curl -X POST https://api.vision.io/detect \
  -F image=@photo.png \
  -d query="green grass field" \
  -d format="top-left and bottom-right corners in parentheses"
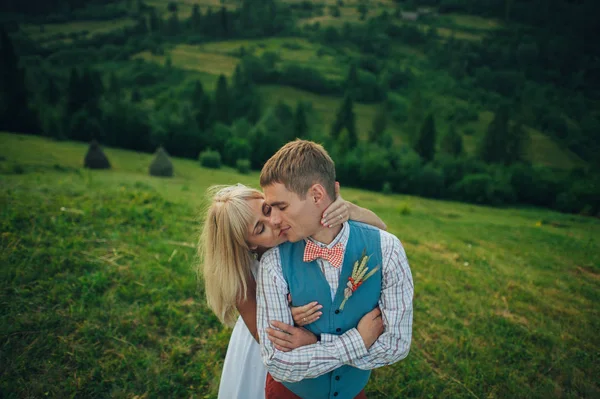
top-left (1, 132), bottom-right (598, 398)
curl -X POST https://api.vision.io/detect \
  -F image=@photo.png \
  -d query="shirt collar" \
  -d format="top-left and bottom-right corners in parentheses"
top-left (306, 222), bottom-right (349, 249)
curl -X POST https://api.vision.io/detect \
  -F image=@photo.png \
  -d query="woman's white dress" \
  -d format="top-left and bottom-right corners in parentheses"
top-left (217, 260), bottom-right (266, 399)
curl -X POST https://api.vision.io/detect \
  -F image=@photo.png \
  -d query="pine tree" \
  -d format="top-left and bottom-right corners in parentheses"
top-left (0, 28), bottom-right (35, 132)
top-left (134, 15), bottom-right (148, 34)
top-left (191, 80), bottom-right (205, 109)
top-left (479, 105), bottom-right (509, 164)
top-left (190, 4), bottom-right (203, 32)
top-left (149, 9), bottom-right (161, 32)
top-left (414, 113), bottom-right (437, 162)
top-left (345, 63), bottom-right (359, 94)
top-left (440, 125), bottom-right (463, 156)
top-left (230, 64), bottom-right (260, 121)
top-left (214, 74), bottom-right (229, 124)
top-left (66, 68), bottom-right (83, 116)
top-left (107, 72), bottom-right (120, 97)
top-left (166, 12), bottom-right (180, 36)
top-left (407, 91), bottom-right (425, 141)
top-left (369, 104), bottom-right (387, 142)
top-left (44, 77), bottom-right (60, 106)
top-left (331, 95), bottom-right (357, 148)
top-left (131, 89), bottom-right (142, 103)
top-left (358, 1), bottom-right (368, 20)
top-left (293, 101), bottom-right (308, 138)
top-left (220, 6), bottom-right (230, 37)
top-left (505, 122), bottom-right (526, 164)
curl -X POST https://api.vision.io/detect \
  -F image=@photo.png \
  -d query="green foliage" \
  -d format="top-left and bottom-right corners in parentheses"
top-left (331, 95), bottom-right (357, 148)
top-left (68, 109), bottom-right (103, 142)
top-left (293, 101), bottom-right (308, 138)
top-left (414, 113), bottom-right (437, 162)
top-left (329, 5), bottom-right (341, 18)
top-left (407, 91), bottom-right (425, 140)
top-left (382, 181), bottom-right (392, 195)
top-left (478, 105), bottom-right (526, 165)
top-left (213, 74), bottom-right (229, 124)
top-left (451, 173), bottom-right (496, 204)
top-left (478, 105), bottom-right (508, 164)
top-left (0, 28), bottom-right (37, 133)
top-left (235, 158), bottom-right (251, 174)
top-left (369, 105), bottom-right (388, 143)
top-left (278, 64), bottom-right (340, 95)
top-left (223, 137), bottom-right (251, 167)
top-left (358, 144), bottom-right (391, 191)
top-left (440, 125), bottom-right (463, 157)
top-left (358, 1), bottom-right (368, 20)
top-left (415, 164), bottom-right (445, 198)
top-left (199, 149), bottom-right (221, 169)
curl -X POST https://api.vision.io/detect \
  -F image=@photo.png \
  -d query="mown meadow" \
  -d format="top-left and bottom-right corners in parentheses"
top-left (1, 132), bottom-right (598, 398)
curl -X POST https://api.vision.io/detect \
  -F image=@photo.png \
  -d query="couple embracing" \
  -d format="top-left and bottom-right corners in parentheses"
top-left (200, 140), bottom-right (414, 399)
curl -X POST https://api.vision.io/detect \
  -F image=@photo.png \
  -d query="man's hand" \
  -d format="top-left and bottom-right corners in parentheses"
top-left (357, 307), bottom-right (384, 349)
top-left (267, 320), bottom-right (318, 352)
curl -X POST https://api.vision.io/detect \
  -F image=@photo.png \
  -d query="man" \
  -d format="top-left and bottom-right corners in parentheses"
top-left (257, 140), bottom-right (413, 399)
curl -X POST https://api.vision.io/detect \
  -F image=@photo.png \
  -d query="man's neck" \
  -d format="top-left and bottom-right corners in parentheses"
top-left (311, 223), bottom-right (343, 245)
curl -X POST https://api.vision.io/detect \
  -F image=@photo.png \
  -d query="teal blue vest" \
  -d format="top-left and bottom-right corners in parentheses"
top-left (279, 221), bottom-right (382, 399)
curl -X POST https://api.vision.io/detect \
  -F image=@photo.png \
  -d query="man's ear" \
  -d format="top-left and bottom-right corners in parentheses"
top-left (309, 184), bottom-right (328, 205)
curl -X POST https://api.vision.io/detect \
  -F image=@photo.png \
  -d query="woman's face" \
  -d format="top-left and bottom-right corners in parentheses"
top-left (245, 198), bottom-right (288, 250)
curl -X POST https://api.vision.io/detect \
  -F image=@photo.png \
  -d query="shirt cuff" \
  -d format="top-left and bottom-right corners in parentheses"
top-left (328, 328), bottom-right (368, 363)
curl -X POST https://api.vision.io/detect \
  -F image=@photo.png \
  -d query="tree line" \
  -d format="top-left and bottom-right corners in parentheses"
top-left (0, 0), bottom-right (598, 216)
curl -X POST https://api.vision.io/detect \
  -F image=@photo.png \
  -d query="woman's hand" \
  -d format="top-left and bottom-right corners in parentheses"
top-left (267, 321), bottom-right (318, 352)
top-left (322, 182), bottom-right (349, 228)
top-left (357, 307), bottom-right (384, 350)
top-left (291, 297), bottom-right (322, 326)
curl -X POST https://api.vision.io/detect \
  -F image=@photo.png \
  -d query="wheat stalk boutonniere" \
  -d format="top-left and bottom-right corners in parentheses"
top-left (339, 249), bottom-right (380, 311)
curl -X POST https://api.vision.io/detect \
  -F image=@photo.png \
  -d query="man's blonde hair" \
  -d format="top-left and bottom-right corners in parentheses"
top-left (197, 184), bottom-right (263, 326)
top-left (259, 139), bottom-right (336, 200)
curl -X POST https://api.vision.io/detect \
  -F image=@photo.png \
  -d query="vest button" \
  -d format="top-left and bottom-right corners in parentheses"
top-left (336, 328), bottom-right (341, 332)
top-left (335, 310), bottom-right (340, 314)
top-left (333, 393), bottom-right (338, 397)
top-left (335, 376), bottom-right (340, 381)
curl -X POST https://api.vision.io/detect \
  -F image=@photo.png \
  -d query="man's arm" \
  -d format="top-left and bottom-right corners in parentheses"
top-left (350, 232), bottom-right (414, 369)
top-left (257, 248), bottom-right (368, 382)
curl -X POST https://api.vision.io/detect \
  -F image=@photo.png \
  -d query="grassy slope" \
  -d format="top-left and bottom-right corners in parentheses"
top-left (1, 132), bottom-right (598, 398)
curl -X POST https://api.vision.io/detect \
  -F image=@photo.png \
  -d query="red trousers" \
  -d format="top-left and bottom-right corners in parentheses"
top-left (266, 373), bottom-right (367, 399)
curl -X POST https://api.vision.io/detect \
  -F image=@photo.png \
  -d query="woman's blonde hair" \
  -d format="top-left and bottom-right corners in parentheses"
top-left (198, 184), bottom-right (264, 326)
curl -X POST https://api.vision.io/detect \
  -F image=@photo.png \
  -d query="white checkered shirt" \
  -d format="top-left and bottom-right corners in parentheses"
top-left (257, 222), bottom-right (414, 383)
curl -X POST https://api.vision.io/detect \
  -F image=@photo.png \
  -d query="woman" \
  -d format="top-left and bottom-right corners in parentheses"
top-left (199, 184), bottom-right (386, 399)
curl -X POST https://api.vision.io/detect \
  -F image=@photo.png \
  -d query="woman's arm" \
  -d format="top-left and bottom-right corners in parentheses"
top-left (236, 276), bottom-right (320, 347)
top-left (236, 277), bottom-right (259, 342)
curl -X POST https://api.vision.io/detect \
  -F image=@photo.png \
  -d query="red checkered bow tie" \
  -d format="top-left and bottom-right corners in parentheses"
top-left (303, 241), bottom-right (344, 268)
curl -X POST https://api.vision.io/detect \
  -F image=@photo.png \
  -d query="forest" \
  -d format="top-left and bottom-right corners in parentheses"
top-left (1, 0), bottom-right (598, 215)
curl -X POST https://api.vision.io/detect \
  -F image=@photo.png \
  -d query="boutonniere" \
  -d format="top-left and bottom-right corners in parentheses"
top-left (339, 249), bottom-right (380, 311)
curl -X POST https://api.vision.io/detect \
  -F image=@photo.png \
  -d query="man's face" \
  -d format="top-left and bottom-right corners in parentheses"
top-left (262, 183), bottom-right (321, 243)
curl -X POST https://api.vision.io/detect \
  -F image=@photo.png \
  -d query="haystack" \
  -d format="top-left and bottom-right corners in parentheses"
top-left (84, 140), bottom-right (111, 169)
top-left (149, 146), bottom-right (173, 177)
